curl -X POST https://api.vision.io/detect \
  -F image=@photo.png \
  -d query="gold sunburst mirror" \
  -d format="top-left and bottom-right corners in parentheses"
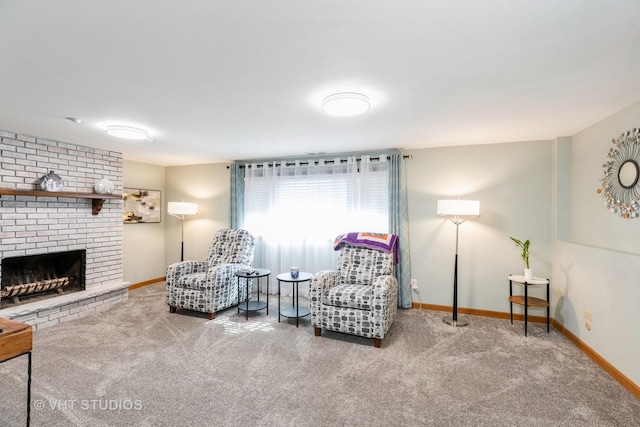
top-left (597, 128), bottom-right (640, 218)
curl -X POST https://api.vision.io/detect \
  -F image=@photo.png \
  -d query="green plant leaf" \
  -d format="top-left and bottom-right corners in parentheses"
top-left (510, 236), bottom-right (522, 246)
top-left (509, 236), bottom-right (530, 269)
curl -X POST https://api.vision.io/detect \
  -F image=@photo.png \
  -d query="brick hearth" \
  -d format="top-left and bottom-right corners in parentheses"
top-left (0, 282), bottom-right (129, 329)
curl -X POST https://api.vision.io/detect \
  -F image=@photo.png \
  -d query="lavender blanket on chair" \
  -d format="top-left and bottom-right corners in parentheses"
top-left (333, 232), bottom-right (399, 264)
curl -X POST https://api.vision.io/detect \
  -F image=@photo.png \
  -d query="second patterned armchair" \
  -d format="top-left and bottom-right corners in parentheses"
top-left (166, 229), bottom-right (255, 320)
top-left (309, 233), bottom-right (399, 348)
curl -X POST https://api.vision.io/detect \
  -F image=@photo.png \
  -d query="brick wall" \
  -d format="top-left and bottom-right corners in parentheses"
top-left (0, 129), bottom-right (124, 288)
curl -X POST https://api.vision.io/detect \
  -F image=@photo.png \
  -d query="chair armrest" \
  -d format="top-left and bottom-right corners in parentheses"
top-left (166, 261), bottom-right (209, 284)
top-left (310, 270), bottom-right (340, 294)
top-left (309, 270), bottom-right (339, 315)
top-left (202, 263), bottom-right (252, 290)
top-left (371, 275), bottom-right (398, 299)
top-left (372, 275), bottom-right (399, 322)
top-left (207, 263), bottom-right (251, 278)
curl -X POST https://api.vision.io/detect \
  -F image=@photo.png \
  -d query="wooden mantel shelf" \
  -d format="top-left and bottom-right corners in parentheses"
top-left (0, 188), bottom-right (121, 215)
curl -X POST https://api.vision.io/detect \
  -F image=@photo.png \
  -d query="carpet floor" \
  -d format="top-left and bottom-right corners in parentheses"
top-left (1, 283), bottom-right (638, 427)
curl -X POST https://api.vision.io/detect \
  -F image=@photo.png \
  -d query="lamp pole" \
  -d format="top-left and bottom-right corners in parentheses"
top-left (167, 202), bottom-right (198, 262)
top-left (445, 219), bottom-right (466, 326)
top-left (437, 198), bottom-right (480, 327)
top-left (179, 218), bottom-right (186, 261)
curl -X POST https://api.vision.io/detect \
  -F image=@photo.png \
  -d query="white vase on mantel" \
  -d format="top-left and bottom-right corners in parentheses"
top-left (524, 268), bottom-right (533, 282)
top-left (94, 177), bottom-right (114, 195)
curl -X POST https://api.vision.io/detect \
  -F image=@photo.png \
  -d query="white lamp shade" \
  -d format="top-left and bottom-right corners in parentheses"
top-left (437, 199), bottom-right (480, 217)
top-left (167, 202), bottom-right (198, 216)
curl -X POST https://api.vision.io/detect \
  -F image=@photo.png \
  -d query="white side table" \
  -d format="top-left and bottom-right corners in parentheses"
top-left (508, 275), bottom-right (550, 336)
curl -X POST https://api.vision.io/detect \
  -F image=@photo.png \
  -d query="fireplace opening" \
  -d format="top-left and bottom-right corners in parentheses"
top-left (1, 250), bottom-right (86, 308)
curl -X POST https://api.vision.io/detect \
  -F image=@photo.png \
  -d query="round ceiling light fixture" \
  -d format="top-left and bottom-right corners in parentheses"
top-left (321, 92), bottom-right (370, 117)
top-left (104, 125), bottom-right (150, 140)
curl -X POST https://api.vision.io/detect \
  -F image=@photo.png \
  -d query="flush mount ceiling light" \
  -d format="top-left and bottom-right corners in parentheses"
top-left (321, 92), bottom-right (370, 117)
top-left (104, 125), bottom-right (150, 140)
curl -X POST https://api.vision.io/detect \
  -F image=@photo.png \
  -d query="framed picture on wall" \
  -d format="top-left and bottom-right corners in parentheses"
top-left (122, 188), bottom-right (161, 223)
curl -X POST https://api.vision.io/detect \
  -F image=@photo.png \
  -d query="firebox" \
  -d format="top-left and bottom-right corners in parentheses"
top-left (1, 250), bottom-right (86, 307)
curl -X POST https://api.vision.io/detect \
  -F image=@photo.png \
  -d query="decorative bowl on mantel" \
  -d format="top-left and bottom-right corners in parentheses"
top-left (39, 170), bottom-right (64, 192)
top-left (94, 177), bottom-right (115, 195)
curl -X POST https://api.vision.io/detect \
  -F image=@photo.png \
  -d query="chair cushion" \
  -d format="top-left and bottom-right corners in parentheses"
top-left (207, 229), bottom-right (255, 265)
top-left (337, 246), bottom-right (393, 286)
top-left (176, 273), bottom-right (206, 290)
top-left (322, 283), bottom-right (372, 310)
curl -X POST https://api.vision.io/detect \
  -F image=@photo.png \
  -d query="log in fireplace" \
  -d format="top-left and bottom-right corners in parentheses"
top-left (1, 250), bottom-right (86, 308)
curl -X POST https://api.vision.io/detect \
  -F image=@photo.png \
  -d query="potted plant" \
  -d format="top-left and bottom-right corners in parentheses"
top-left (510, 236), bottom-right (532, 281)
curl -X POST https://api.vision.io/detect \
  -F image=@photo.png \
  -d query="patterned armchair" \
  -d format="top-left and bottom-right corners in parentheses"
top-left (309, 238), bottom-right (398, 348)
top-left (166, 229), bottom-right (255, 320)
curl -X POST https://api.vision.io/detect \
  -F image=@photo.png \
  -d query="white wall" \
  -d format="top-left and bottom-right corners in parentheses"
top-left (123, 160), bottom-right (166, 284)
top-left (553, 242), bottom-right (640, 385)
top-left (405, 141), bottom-right (553, 311)
top-left (553, 100), bottom-right (640, 387)
top-left (164, 163), bottom-right (230, 265)
top-left (152, 142), bottom-right (555, 313)
top-left (571, 101), bottom-right (640, 252)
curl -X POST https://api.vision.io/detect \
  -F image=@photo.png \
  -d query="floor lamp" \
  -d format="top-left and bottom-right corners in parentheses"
top-left (437, 198), bottom-right (480, 327)
top-left (167, 202), bottom-right (198, 261)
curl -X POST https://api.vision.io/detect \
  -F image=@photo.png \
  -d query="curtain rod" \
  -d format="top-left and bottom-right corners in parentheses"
top-left (226, 154), bottom-right (412, 169)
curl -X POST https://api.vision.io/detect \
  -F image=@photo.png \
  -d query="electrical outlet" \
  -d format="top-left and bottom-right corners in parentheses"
top-left (410, 279), bottom-right (418, 289)
top-left (585, 320), bottom-right (592, 331)
top-left (584, 309), bottom-right (592, 321)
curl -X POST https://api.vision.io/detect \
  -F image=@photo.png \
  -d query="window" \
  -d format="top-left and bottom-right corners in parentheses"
top-left (243, 156), bottom-right (389, 293)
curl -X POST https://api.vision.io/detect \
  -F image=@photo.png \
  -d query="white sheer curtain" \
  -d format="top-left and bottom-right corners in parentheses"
top-left (244, 156), bottom-right (389, 296)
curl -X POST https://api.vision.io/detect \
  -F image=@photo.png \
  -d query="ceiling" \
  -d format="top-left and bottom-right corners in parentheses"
top-left (1, 1), bottom-right (639, 167)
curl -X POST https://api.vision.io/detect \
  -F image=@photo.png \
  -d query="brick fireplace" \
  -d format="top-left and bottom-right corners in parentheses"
top-left (1, 250), bottom-right (86, 308)
top-left (0, 129), bottom-right (129, 329)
